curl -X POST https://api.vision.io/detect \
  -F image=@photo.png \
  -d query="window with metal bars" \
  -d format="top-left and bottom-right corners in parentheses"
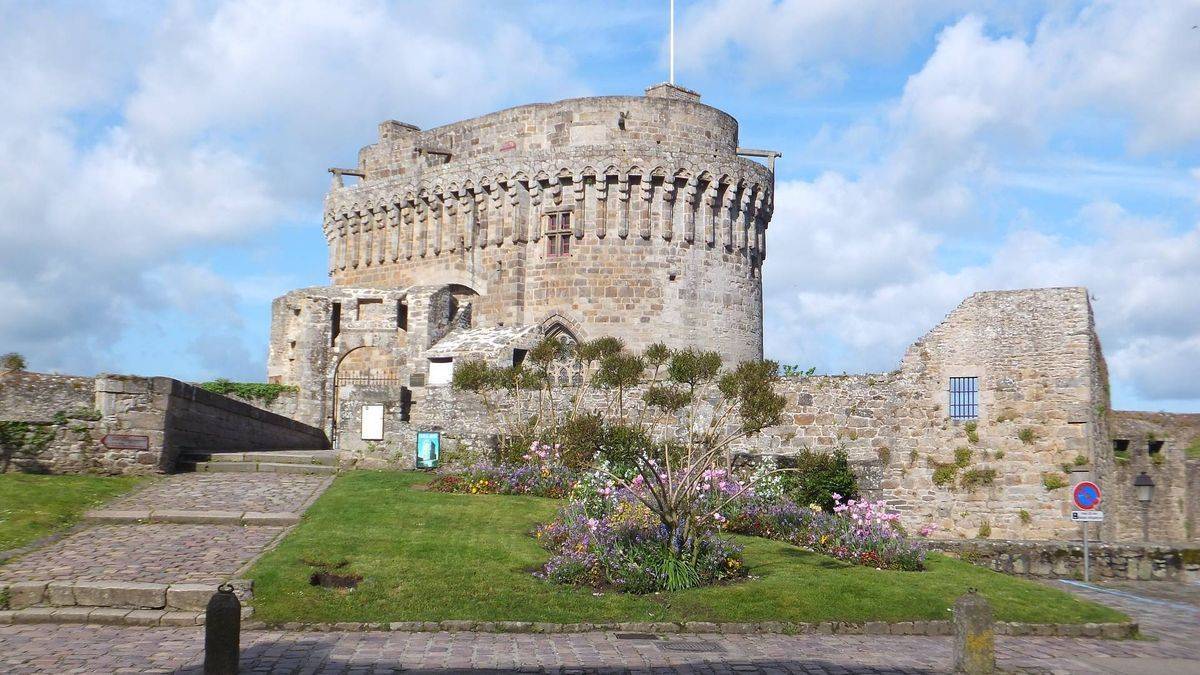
top-left (546, 212), bottom-right (571, 257)
top-left (948, 376), bottom-right (979, 420)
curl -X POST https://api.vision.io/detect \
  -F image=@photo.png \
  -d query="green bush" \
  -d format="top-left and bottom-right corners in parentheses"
top-left (1187, 438), bottom-right (1200, 461)
top-left (1042, 473), bottom-right (1068, 491)
top-left (776, 449), bottom-right (859, 512)
top-left (1018, 427), bottom-right (1036, 444)
top-left (200, 379), bottom-right (298, 404)
top-left (960, 468), bottom-right (997, 489)
top-left (977, 521), bottom-right (991, 539)
top-left (1019, 509), bottom-right (1032, 525)
top-left (954, 447), bottom-right (972, 468)
top-left (932, 463), bottom-right (958, 487)
top-left (1, 352), bottom-right (26, 371)
top-left (964, 421), bottom-right (979, 444)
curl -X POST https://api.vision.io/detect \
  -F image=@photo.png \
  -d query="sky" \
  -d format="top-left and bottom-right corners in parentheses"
top-left (1, 0), bottom-right (1198, 412)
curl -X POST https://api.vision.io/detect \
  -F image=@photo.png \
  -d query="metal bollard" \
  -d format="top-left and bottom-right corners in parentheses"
top-left (205, 583), bottom-right (241, 675)
top-left (953, 588), bottom-right (995, 674)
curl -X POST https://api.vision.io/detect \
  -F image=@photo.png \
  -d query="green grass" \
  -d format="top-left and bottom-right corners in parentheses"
top-left (248, 471), bottom-right (1127, 625)
top-left (0, 474), bottom-right (146, 553)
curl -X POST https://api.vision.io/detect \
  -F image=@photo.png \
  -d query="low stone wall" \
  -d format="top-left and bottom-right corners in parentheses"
top-left (2, 372), bottom-right (328, 475)
top-left (929, 539), bottom-right (1200, 583)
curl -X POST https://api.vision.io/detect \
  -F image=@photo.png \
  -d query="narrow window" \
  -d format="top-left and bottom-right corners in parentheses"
top-left (948, 377), bottom-right (978, 420)
top-left (546, 212), bottom-right (572, 257)
top-left (513, 348), bottom-right (528, 367)
top-left (397, 300), bottom-right (408, 331)
top-left (1113, 439), bottom-right (1130, 457)
top-left (399, 387), bottom-right (413, 422)
top-left (331, 302), bottom-right (341, 346)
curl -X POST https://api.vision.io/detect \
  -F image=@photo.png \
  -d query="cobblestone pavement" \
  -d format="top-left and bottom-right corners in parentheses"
top-left (102, 473), bottom-right (329, 513)
top-left (0, 580), bottom-right (1197, 673)
top-left (0, 524), bottom-right (285, 584)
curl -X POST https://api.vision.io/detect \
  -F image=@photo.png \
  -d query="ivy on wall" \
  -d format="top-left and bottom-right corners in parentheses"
top-left (199, 379), bottom-right (298, 405)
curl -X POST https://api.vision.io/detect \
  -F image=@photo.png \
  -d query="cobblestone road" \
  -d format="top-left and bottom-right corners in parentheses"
top-left (102, 473), bottom-right (329, 514)
top-left (0, 523), bottom-right (285, 584)
top-left (0, 580), bottom-right (1196, 673)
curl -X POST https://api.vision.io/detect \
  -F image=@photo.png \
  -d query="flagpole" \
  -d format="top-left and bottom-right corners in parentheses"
top-left (669, 0), bottom-right (675, 84)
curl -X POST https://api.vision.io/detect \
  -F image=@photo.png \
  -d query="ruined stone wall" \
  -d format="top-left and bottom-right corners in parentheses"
top-left (930, 539), bottom-right (1200, 582)
top-left (0, 372), bottom-right (95, 422)
top-left (320, 85), bottom-right (771, 363)
top-left (1106, 411), bottom-right (1200, 542)
top-left (1, 373), bottom-right (327, 475)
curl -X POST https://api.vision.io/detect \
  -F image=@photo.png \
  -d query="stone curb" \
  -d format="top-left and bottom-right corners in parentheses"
top-left (231, 619), bottom-right (1138, 639)
top-left (0, 606), bottom-right (255, 627)
top-left (83, 509), bottom-right (301, 526)
top-left (0, 579), bottom-right (254, 611)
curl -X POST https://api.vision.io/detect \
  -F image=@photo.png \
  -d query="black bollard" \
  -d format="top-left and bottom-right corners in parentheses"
top-left (205, 583), bottom-right (241, 675)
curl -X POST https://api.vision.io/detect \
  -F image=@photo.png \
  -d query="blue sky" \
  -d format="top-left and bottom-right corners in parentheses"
top-left (1, 0), bottom-right (1198, 411)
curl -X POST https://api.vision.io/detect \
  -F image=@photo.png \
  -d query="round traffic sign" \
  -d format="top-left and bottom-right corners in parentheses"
top-left (1073, 481), bottom-right (1101, 510)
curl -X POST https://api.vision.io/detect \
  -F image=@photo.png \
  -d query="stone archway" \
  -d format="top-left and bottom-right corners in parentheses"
top-left (331, 346), bottom-right (404, 439)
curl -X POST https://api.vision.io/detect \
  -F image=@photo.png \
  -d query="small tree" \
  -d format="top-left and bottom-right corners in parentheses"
top-left (1, 352), bottom-right (26, 371)
top-left (598, 348), bottom-right (788, 566)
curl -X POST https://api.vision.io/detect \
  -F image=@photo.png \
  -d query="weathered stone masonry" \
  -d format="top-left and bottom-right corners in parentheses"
top-left (0, 372), bottom-right (327, 474)
top-left (264, 85), bottom-right (1196, 545)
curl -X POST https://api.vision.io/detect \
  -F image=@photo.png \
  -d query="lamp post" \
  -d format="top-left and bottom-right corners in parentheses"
top-left (1133, 472), bottom-right (1155, 543)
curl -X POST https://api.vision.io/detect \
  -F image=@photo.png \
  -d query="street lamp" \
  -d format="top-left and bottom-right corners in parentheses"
top-left (1133, 472), bottom-right (1155, 543)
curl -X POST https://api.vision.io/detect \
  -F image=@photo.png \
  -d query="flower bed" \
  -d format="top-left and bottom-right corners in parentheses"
top-left (728, 494), bottom-right (925, 571)
top-left (534, 501), bottom-right (746, 594)
top-left (426, 442), bottom-right (579, 498)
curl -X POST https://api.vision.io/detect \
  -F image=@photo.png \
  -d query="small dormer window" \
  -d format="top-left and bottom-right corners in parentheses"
top-left (546, 212), bottom-right (571, 257)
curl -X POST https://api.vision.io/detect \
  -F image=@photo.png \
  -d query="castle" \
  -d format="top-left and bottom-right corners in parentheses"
top-left (2, 83), bottom-right (1196, 558)
top-left (262, 83), bottom-right (1199, 547)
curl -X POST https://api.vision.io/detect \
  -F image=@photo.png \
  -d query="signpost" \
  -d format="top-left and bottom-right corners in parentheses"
top-left (1071, 481), bottom-right (1102, 582)
top-left (101, 434), bottom-right (149, 450)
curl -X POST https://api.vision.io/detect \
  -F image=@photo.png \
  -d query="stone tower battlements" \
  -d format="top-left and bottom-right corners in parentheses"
top-left (321, 83), bottom-right (776, 361)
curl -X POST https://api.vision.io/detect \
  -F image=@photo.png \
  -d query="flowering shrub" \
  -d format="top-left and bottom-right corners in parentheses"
top-left (534, 501), bottom-right (746, 594)
top-left (426, 442), bottom-right (578, 498)
top-left (728, 493), bottom-right (925, 571)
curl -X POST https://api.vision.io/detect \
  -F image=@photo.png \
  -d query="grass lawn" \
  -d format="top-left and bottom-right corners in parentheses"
top-left (0, 473), bottom-right (146, 553)
top-left (249, 471), bottom-right (1127, 625)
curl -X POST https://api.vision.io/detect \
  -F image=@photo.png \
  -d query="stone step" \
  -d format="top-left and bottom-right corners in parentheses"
top-left (0, 606), bottom-right (253, 627)
top-left (178, 460), bottom-right (337, 476)
top-left (181, 450), bottom-right (336, 466)
top-left (1, 580), bottom-right (251, 611)
top-left (84, 509), bottom-right (300, 526)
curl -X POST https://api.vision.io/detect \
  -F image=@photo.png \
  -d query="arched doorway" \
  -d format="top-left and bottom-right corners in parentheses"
top-left (331, 346), bottom-right (406, 447)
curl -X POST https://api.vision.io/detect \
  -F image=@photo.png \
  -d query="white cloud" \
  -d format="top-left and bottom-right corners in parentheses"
top-left (762, 5), bottom-right (1200, 407)
top-left (0, 0), bottom-right (577, 378)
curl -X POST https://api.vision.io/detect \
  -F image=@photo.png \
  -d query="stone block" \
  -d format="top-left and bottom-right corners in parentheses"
top-left (161, 611), bottom-right (203, 626)
top-left (0, 611), bottom-right (14, 625)
top-left (8, 582), bottom-right (46, 609)
top-left (123, 609), bottom-right (166, 626)
top-left (242, 511), bottom-right (301, 526)
top-left (683, 621), bottom-right (719, 633)
top-left (166, 584), bottom-right (217, 611)
top-left (864, 621), bottom-right (889, 635)
top-left (50, 607), bottom-right (94, 623)
top-left (87, 608), bottom-right (132, 625)
top-left (72, 581), bottom-right (167, 609)
top-left (13, 607), bottom-right (58, 624)
top-left (45, 581), bottom-right (76, 606)
top-left (151, 510), bottom-right (243, 525)
top-left (953, 591), bottom-right (995, 674)
top-left (439, 620), bottom-right (476, 631)
top-left (86, 510), bottom-right (151, 524)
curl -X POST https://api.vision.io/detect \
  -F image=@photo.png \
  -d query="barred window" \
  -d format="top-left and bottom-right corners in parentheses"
top-left (546, 212), bottom-right (571, 257)
top-left (949, 377), bottom-right (979, 420)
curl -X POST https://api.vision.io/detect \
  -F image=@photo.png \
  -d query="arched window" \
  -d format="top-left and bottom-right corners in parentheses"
top-left (544, 323), bottom-right (583, 387)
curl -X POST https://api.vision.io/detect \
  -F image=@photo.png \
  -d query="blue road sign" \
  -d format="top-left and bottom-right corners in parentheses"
top-left (1072, 481), bottom-right (1101, 510)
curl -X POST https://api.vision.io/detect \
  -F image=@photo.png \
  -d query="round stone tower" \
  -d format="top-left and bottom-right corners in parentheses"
top-left (322, 83), bottom-right (775, 363)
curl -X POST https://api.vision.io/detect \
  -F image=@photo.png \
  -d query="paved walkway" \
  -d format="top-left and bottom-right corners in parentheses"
top-left (0, 472), bottom-right (330, 587)
top-left (0, 579), bottom-right (1197, 673)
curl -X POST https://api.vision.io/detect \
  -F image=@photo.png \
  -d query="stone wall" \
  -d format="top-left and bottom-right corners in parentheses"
top-left (1106, 411), bottom-right (1200, 542)
top-left (930, 539), bottom-right (1200, 583)
top-left (0, 372), bottom-right (95, 422)
top-left (1, 373), bottom-right (328, 475)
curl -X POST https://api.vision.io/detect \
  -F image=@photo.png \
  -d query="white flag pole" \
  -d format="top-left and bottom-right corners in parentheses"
top-left (669, 0), bottom-right (675, 84)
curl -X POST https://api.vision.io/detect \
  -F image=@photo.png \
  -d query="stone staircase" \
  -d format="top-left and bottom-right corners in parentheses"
top-left (176, 449), bottom-right (338, 475)
top-left (0, 456), bottom-right (335, 627)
